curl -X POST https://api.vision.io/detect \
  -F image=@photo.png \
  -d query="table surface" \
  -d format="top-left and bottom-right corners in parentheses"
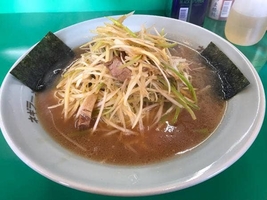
top-left (0, 11), bottom-right (267, 200)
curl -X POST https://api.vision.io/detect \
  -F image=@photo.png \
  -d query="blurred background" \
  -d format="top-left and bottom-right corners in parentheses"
top-left (0, 0), bottom-right (166, 13)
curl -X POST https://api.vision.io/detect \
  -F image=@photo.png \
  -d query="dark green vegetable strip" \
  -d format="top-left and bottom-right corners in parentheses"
top-left (201, 42), bottom-right (250, 100)
top-left (162, 63), bottom-right (197, 102)
top-left (10, 31), bottom-right (74, 91)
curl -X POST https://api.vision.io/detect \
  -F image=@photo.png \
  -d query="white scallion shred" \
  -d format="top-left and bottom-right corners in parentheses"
top-left (51, 12), bottom-right (198, 135)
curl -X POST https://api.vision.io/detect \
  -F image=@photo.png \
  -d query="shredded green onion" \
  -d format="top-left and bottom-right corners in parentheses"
top-left (51, 12), bottom-right (199, 134)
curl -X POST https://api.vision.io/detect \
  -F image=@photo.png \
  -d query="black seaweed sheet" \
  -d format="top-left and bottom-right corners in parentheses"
top-left (10, 32), bottom-right (74, 91)
top-left (201, 42), bottom-right (250, 100)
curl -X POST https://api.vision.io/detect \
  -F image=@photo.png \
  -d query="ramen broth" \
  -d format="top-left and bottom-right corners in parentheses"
top-left (35, 43), bottom-right (226, 165)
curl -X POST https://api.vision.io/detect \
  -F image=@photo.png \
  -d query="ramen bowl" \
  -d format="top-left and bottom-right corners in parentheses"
top-left (0, 15), bottom-right (265, 196)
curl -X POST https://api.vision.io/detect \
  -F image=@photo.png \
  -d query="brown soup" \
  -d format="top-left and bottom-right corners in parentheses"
top-left (35, 44), bottom-right (226, 165)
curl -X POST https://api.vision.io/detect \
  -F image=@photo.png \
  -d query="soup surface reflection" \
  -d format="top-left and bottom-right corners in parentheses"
top-left (35, 44), bottom-right (226, 165)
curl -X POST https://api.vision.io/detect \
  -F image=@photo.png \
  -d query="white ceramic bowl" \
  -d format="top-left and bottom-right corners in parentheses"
top-left (0, 15), bottom-right (265, 196)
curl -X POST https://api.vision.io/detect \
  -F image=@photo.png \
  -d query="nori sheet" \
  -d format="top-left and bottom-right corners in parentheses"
top-left (201, 42), bottom-right (250, 100)
top-left (10, 32), bottom-right (74, 91)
